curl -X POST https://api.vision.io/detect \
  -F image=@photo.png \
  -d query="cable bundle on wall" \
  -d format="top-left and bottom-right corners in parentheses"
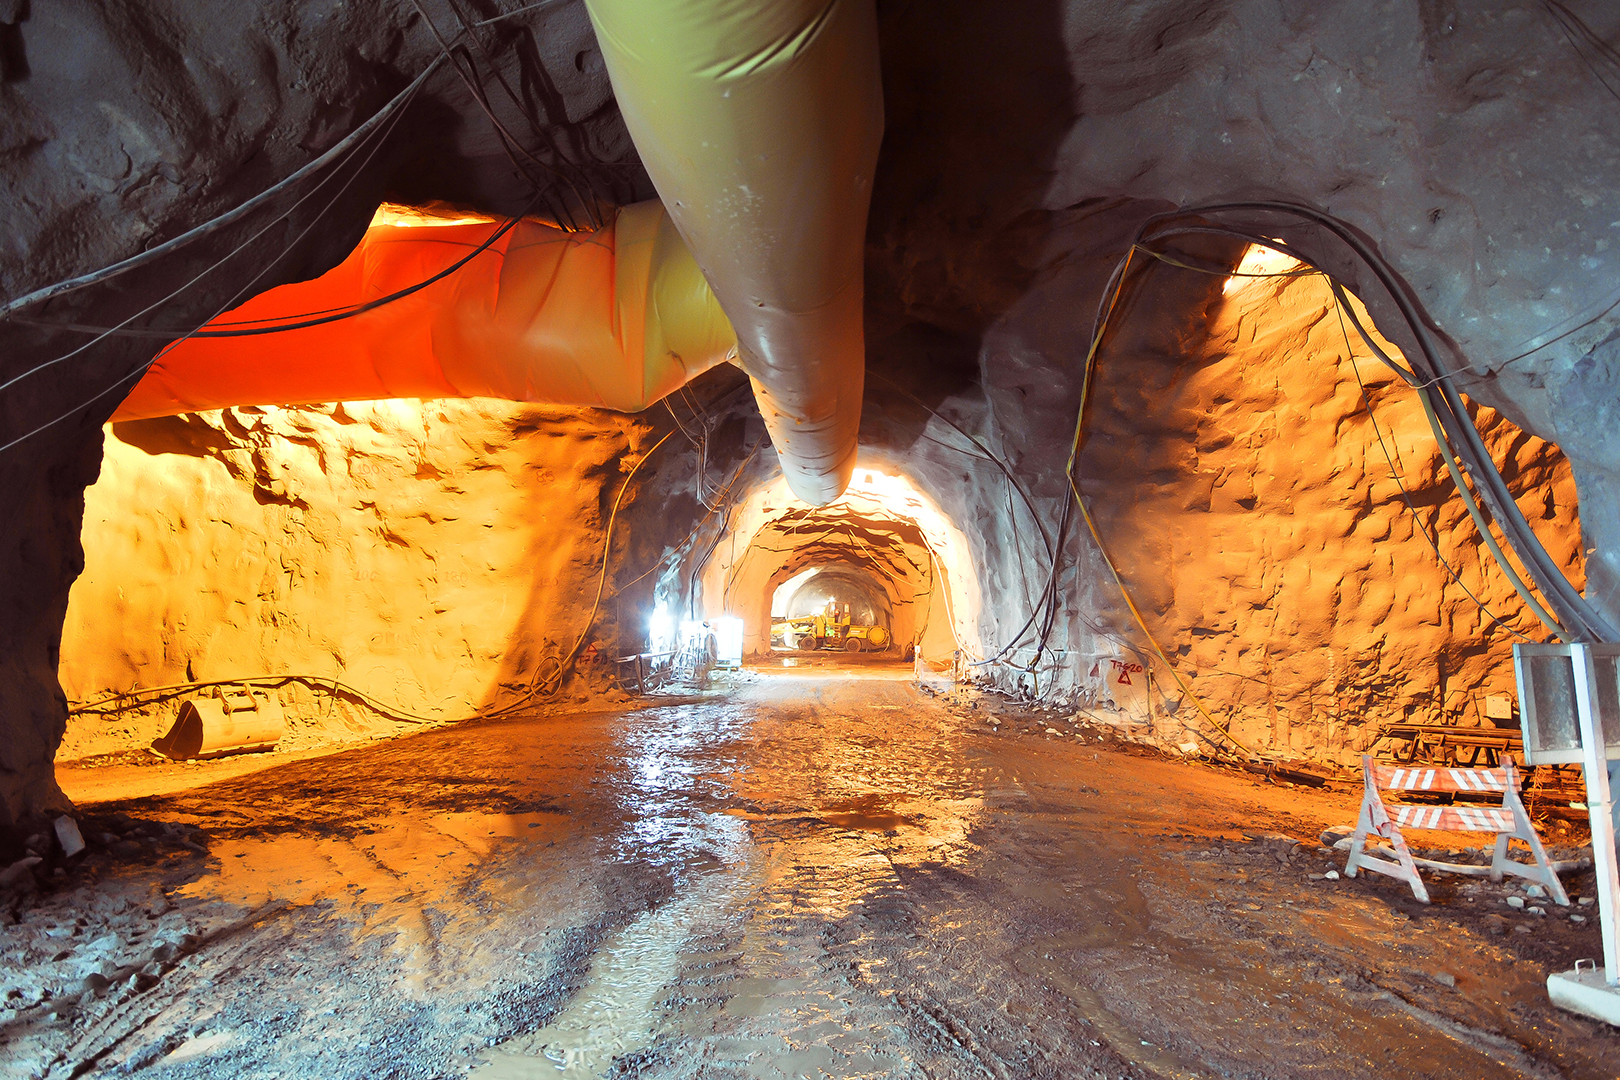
top-left (1095, 204), bottom-right (1611, 643)
top-left (1063, 201), bottom-right (1614, 759)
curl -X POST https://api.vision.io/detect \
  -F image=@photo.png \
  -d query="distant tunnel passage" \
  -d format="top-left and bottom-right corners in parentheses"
top-left (699, 468), bottom-right (980, 663)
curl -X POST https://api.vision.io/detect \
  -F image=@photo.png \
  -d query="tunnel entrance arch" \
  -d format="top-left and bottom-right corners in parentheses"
top-left (697, 467), bottom-right (981, 661)
top-left (776, 566), bottom-right (891, 628)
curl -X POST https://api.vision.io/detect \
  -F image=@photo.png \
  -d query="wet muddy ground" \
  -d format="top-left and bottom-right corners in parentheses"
top-left (5, 664), bottom-right (1619, 1078)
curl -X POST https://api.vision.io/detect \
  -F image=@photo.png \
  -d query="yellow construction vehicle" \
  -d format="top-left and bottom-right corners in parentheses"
top-left (841, 623), bottom-right (891, 652)
top-left (770, 602), bottom-right (891, 652)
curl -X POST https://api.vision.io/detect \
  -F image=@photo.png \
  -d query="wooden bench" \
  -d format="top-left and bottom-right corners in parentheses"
top-left (1344, 754), bottom-right (1569, 905)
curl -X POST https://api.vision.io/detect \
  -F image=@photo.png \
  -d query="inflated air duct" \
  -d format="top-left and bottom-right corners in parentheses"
top-left (115, 200), bottom-right (737, 421)
top-left (584, 0), bottom-right (884, 506)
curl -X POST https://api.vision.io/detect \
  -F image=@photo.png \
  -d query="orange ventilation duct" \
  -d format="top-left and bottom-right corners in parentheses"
top-left (114, 200), bottom-right (738, 421)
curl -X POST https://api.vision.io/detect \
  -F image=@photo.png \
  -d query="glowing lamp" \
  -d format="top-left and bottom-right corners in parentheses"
top-left (714, 618), bottom-right (744, 667)
top-left (648, 607), bottom-right (674, 653)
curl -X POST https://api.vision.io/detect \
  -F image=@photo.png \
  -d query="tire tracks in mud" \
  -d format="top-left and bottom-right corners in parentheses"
top-left (39, 900), bottom-right (294, 1078)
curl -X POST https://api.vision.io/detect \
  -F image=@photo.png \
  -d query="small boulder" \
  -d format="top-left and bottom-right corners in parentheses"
top-left (1506, 896), bottom-right (1526, 910)
top-left (1527, 884), bottom-right (1547, 899)
top-left (84, 932), bottom-right (123, 956)
top-left (0, 856), bottom-right (42, 893)
top-left (1432, 972), bottom-right (1457, 988)
top-left (54, 816), bottom-right (86, 859)
top-left (1323, 870), bottom-right (1340, 881)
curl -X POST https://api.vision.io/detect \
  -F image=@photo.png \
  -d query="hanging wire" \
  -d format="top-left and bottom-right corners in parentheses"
top-left (0, 59), bottom-right (451, 320)
top-left (0, 56), bottom-right (448, 455)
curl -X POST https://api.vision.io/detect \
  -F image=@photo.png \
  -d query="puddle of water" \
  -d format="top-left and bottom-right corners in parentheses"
top-left (818, 793), bottom-right (912, 832)
top-left (175, 810), bottom-right (576, 995)
top-left (178, 811), bottom-right (571, 911)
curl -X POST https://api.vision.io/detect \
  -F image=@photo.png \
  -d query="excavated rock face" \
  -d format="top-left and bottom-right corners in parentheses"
top-left (60, 400), bottom-right (654, 759)
top-left (1076, 254), bottom-right (1583, 754)
top-left (4, 0), bottom-right (1620, 831)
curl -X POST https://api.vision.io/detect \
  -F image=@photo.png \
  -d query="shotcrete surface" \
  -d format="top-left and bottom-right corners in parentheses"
top-left (3, 669), bottom-right (1614, 1079)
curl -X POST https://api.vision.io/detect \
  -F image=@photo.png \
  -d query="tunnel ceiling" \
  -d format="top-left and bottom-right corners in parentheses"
top-left (8, 0), bottom-right (1620, 435)
top-left (5, 0), bottom-right (1620, 828)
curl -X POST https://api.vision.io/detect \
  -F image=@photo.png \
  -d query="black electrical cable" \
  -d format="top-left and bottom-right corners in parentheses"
top-left (1324, 275), bottom-right (1569, 638)
top-left (97, 459), bottom-right (740, 726)
top-left (409, 0), bottom-right (594, 231)
top-left (0, 55), bottom-right (451, 322)
top-left (1143, 234), bottom-right (1620, 394)
top-left (1538, 0), bottom-right (1620, 104)
top-left (869, 371), bottom-right (1056, 563)
top-left (1064, 203), bottom-right (1619, 744)
top-left (19, 204), bottom-right (536, 342)
top-left (1120, 204), bottom-right (1615, 642)
top-left (71, 674), bottom-right (459, 725)
top-left (620, 440), bottom-right (763, 591)
top-left (1335, 310), bottom-right (1532, 641)
top-left (1067, 240), bottom-right (1256, 758)
top-left (441, 0), bottom-right (606, 228)
top-left (1191, 208), bottom-right (1609, 640)
top-left (1126, 237), bottom-right (1544, 640)
top-left (474, 0), bottom-right (568, 28)
top-left (0, 67), bottom-right (429, 393)
top-left (0, 56), bottom-right (439, 455)
top-left (865, 371), bottom-right (1072, 667)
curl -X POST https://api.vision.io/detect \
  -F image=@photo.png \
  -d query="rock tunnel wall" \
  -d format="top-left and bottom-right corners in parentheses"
top-left (57, 400), bottom-right (660, 761)
top-left (1073, 258), bottom-right (1584, 758)
top-left (860, 236), bottom-right (1588, 758)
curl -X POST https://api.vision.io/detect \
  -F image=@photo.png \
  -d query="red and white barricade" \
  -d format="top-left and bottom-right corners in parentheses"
top-left (1344, 754), bottom-right (1568, 905)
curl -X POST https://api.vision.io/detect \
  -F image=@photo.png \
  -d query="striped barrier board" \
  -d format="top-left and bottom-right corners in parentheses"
top-left (1389, 805), bottom-right (1516, 833)
top-left (1373, 766), bottom-right (1508, 794)
top-left (1344, 754), bottom-right (1568, 905)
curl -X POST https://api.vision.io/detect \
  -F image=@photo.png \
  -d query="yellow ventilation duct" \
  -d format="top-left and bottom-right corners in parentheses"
top-left (584, 0), bottom-right (885, 506)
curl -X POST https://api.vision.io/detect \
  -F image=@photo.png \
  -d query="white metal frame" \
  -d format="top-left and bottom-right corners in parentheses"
top-left (1571, 643), bottom-right (1620, 986)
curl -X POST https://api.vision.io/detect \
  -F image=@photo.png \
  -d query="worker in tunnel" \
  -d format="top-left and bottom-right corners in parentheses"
top-left (3, 0), bottom-right (1620, 1076)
